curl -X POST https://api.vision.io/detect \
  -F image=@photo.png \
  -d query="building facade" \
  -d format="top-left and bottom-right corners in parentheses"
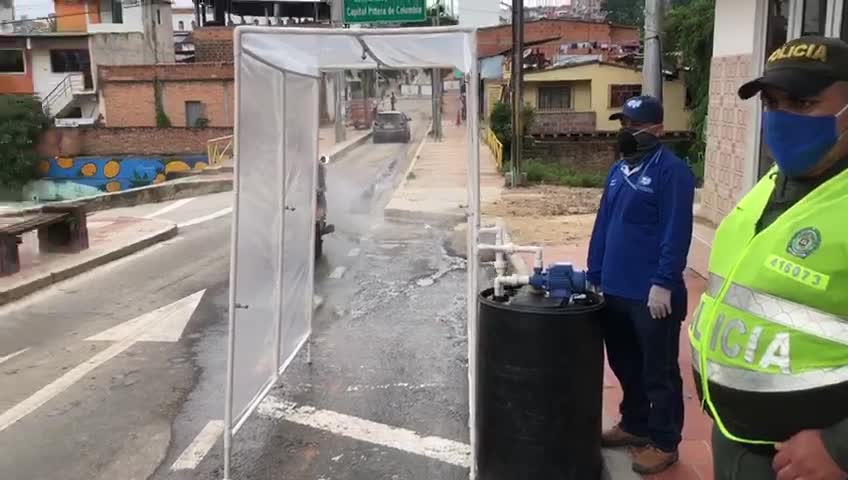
top-left (691, 0), bottom-right (845, 275)
top-left (0, 0), bottom-right (173, 124)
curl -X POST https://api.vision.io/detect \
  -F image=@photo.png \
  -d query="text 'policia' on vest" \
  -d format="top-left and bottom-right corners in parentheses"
top-left (689, 34), bottom-right (848, 447)
top-left (689, 164), bottom-right (848, 443)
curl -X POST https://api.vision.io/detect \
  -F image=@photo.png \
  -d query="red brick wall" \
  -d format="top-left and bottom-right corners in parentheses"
top-left (38, 127), bottom-right (233, 157)
top-left (99, 63), bottom-right (235, 128)
top-left (100, 63), bottom-right (234, 82)
top-left (192, 27), bottom-right (235, 62)
top-left (477, 19), bottom-right (639, 59)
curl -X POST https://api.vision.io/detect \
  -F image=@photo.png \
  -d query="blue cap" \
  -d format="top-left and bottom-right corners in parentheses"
top-left (609, 95), bottom-right (664, 124)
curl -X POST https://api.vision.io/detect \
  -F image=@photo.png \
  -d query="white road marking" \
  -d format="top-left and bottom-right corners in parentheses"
top-left (177, 207), bottom-right (232, 229)
top-left (329, 266), bottom-right (347, 279)
top-left (87, 290), bottom-right (205, 342)
top-left (0, 348), bottom-right (29, 366)
top-left (0, 291), bottom-right (204, 433)
top-left (257, 396), bottom-right (470, 467)
top-left (170, 420), bottom-right (225, 471)
top-left (144, 198), bottom-right (196, 219)
top-left (314, 295), bottom-right (325, 309)
top-left (345, 383), bottom-right (442, 393)
top-left (347, 248), bottom-right (361, 257)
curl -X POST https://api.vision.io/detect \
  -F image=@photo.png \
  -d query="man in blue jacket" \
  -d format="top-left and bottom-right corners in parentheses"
top-left (587, 95), bottom-right (695, 475)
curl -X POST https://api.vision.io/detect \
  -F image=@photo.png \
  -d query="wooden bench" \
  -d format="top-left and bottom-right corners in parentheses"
top-left (0, 202), bottom-right (89, 276)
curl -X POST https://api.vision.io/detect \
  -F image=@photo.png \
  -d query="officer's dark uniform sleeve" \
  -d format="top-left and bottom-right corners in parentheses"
top-left (822, 418), bottom-right (848, 471)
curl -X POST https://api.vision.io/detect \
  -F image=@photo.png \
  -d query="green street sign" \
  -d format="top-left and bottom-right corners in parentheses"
top-left (343, 0), bottom-right (427, 24)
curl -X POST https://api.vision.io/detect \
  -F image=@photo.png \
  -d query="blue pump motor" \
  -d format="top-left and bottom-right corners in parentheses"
top-left (528, 262), bottom-right (589, 299)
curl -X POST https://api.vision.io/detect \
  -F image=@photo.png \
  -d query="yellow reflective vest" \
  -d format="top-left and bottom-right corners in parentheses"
top-left (689, 167), bottom-right (848, 444)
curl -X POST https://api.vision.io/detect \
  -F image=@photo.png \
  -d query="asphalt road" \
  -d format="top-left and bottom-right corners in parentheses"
top-left (0, 98), bottom-right (480, 480)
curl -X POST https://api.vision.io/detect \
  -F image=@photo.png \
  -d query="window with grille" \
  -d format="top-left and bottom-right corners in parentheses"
top-left (537, 86), bottom-right (571, 111)
top-left (609, 84), bottom-right (642, 108)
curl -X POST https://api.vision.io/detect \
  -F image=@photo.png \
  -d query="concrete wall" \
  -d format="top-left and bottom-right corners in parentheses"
top-left (699, 0), bottom-right (761, 226)
top-left (523, 62), bottom-right (690, 132)
top-left (143, 2), bottom-right (176, 64)
top-left (524, 138), bottom-right (617, 175)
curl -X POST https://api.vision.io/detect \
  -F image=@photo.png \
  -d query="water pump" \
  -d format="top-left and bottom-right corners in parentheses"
top-left (529, 262), bottom-right (589, 299)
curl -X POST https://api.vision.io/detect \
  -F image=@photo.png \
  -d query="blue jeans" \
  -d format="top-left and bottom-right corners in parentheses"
top-left (601, 293), bottom-right (686, 452)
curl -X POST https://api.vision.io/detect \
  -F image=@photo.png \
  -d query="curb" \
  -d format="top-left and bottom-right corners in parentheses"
top-left (326, 132), bottom-right (373, 163)
top-left (383, 208), bottom-right (466, 227)
top-left (2, 178), bottom-right (232, 218)
top-left (0, 223), bottom-right (178, 306)
top-left (394, 120), bottom-right (432, 192)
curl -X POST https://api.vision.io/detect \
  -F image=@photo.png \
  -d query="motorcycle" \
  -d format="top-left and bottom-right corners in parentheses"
top-left (315, 155), bottom-right (334, 261)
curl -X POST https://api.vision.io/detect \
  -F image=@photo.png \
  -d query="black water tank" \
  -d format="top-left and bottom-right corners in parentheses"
top-left (476, 286), bottom-right (605, 480)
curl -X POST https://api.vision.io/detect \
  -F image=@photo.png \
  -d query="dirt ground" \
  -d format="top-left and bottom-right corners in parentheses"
top-left (482, 185), bottom-right (603, 246)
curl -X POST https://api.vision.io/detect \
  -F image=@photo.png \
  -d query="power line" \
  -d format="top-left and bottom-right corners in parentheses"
top-left (1, 0), bottom-right (172, 25)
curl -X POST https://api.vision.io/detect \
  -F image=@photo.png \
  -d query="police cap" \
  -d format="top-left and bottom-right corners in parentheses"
top-left (739, 36), bottom-right (848, 100)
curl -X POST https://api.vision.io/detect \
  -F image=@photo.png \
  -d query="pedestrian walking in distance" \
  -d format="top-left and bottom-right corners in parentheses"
top-left (587, 95), bottom-right (696, 474)
top-left (390, 91), bottom-right (397, 111)
top-left (695, 35), bottom-right (848, 480)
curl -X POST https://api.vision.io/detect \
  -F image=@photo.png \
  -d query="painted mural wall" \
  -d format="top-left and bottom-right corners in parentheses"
top-left (29, 155), bottom-right (209, 201)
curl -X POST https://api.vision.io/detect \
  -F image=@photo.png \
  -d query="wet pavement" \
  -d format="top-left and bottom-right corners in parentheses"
top-left (160, 217), bottom-right (481, 480)
top-left (0, 98), bottom-right (484, 480)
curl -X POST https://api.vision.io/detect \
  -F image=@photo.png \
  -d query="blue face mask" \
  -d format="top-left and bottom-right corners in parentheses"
top-left (763, 106), bottom-right (848, 177)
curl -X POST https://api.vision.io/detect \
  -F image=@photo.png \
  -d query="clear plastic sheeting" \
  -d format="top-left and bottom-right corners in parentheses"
top-left (279, 72), bottom-right (317, 369)
top-left (230, 52), bottom-right (287, 426)
top-left (226, 26), bottom-right (481, 480)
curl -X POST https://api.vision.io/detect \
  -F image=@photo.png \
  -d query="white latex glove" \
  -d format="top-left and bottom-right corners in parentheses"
top-left (647, 285), bottom-right (672, 319)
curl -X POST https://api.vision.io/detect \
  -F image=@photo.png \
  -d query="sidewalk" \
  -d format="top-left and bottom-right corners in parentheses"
top-left (0, 213), bottom-right (176, 305)
top-left (515, 242), bottom-right (713, 480)
top-left (318, 124), bottom-right (371, 160)
top-left (385, 120), bottom-right (503, 223)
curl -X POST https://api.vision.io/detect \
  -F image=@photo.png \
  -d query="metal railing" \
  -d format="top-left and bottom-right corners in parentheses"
top-left (41, 73), bottom-right (85, 118)
top-left (207, 135), bottom-right (233, 167)
top-left (483, 127), bottom-right (504, 171)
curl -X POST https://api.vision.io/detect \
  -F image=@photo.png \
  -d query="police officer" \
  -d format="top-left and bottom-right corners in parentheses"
top-left (691, 36), bottom-right (848, 480)
top-left (587, 95), bottom-right (696, 474)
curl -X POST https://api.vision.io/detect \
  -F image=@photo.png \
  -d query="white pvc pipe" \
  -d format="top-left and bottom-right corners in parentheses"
top-left (478, 242), bottom-right (543, 271)
top-left (493, 274), bottom-right (530, 297)
top-left (478, 220), bottom-right (507, 277)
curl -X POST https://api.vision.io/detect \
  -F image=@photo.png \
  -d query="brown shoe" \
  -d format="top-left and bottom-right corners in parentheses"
top-left (601, 424), bottom-right (650, 448)
top-left (631, 446), bottom-right (679, 474)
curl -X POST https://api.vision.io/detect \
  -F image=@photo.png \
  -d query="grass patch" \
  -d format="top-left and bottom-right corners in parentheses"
top-left (523, 160), bottom-right (606, 188)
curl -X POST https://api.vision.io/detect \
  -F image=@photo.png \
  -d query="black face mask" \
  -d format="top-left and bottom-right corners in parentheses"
top-left (617, 127), bottom-right (659, 161)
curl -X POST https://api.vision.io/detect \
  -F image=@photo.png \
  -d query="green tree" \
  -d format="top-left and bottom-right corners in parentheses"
top-left (664, 0), bottom-right (714, 166)
top-left (0, 95), bottom-right (48, 189)
top-left (605, 0), bottom-right (644, 27)
top-left (489, 101), bottom-right (537, 168)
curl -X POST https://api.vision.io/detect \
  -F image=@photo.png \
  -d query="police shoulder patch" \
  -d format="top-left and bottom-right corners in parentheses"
top-left (787, 227), bottom-right (821, 259)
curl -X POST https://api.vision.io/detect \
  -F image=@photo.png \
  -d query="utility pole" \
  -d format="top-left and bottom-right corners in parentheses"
top-left (642, 0), bottom-right (663, 102)
top-left (430, 0), bottom-right (442, 141)
top-left (510, 0), bottom-right (524, 187)
top-left (332, 0), bottom-right (346, 143)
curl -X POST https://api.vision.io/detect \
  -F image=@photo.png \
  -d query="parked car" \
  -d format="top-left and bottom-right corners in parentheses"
top-left (372, 111), bottom-right (411, 143)
top-left (315, 155), bottom-right (334, 261)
